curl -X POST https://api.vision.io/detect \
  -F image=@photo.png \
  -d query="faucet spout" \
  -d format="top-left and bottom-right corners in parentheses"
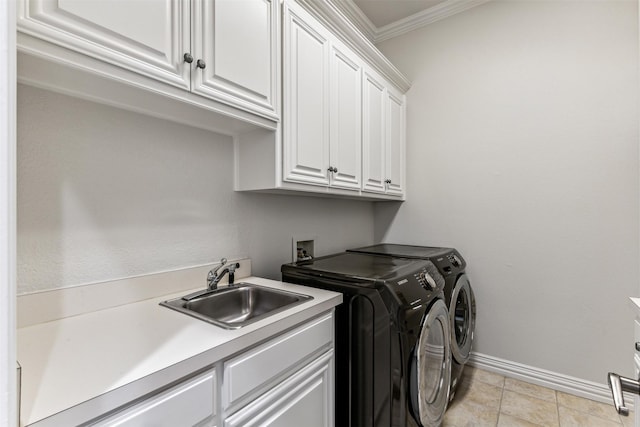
top-left (207, 259), bottom-right (240, 290)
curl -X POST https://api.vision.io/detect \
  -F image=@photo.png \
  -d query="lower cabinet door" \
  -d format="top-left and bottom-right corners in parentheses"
top-left (93, 369), bottom-right (216, 427)
top-left (224, 350), bottom-right (333, 427)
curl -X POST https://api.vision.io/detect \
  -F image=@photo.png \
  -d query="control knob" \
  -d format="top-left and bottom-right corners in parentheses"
top-left (450, 254), bottom-right (462, 267)
top-left (419, 271), bottom-right (437, 290)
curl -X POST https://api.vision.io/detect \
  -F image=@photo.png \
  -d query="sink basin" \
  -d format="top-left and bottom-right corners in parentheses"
top-left (160, 283), bottom-right (313, 329)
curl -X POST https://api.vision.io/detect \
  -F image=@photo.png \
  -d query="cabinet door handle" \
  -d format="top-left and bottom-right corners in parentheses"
top-left (196, 59), bottom-right (206, 69)
top-left (608, 372), bottom-right (640, 415)
top-left (635, 342), bottom-right (640, 352)
top-left (183, 53), bottom-right (194, 64)
top-left (328, 166), bottom-right (337, 173)
top-left (385, 179), bottom-right (392, 184)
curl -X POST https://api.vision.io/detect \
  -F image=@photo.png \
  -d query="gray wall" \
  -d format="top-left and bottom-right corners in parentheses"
top-left (375, 0), bottom-right (639, 383)
top-left (17, 85), bottom-right (375, 294)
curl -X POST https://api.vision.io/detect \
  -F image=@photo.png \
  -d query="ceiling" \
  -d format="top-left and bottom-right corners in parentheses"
top-left (337, 0), bottom-right (490, 43)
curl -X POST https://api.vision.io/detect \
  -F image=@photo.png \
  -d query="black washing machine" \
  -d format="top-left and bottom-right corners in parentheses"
top-left (348, 244), bottom-right (476, 401)
top-left (282, 252), bottom-right (451, 427)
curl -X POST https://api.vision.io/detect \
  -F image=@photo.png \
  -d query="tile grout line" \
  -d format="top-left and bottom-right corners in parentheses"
top-left (554, 390), bottom-right (560, 427)
top-left (463, 368), bottom-right (630, 427)
top-left (494, 377), bottom-right (506, 426)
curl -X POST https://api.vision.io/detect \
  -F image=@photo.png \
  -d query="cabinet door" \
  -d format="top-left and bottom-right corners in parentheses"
top-left (329, 41), bottom-right (361, 191)
top-left (224, 351), bottom-right (334, 427)
top-left (223, 312), bottom-right (333, 408)
top-left (385, 88), bottom-right (405, 197)
top-left (18, 0), bottom-right (191, 90)
top-left (192, 0), bottom-right (278, 121)
top-left (362, 69), bottom-right (387, 194)
top-left (282, 3), bottom-right (330, 187)
top-left (93, 369), bottom-right (216, 427)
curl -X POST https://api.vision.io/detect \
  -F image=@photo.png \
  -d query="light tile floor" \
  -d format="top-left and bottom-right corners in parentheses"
top-left (444, 366), bottom-right (634, 427)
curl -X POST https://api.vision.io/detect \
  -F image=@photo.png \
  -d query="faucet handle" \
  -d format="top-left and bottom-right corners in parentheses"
top-left (211, 258), bottom-right (228, 277)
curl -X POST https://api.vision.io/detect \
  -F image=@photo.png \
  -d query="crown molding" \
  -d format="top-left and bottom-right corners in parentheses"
top-left (331, 0), bottom-right (377, 42)
top-left (298, 0), bottom-right (411, 92)
top-left (334, 0), bottom-right (492, 44)
top-left (375, 0), bottom-right (492, 43)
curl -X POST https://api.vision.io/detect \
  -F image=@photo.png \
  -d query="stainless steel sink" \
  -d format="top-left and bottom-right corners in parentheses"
top-left (160, 283), bottom-right (313, 329)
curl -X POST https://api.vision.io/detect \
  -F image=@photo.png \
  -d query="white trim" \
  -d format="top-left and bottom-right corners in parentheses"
top-left (0, 0), bottom-right (17, 426)
top-left (298, 0), bottom-right (411, 92)
top-left (469, 352), bottom-right (634, 410)
top-left (331, 0), bottom-right (376, 42)
top-left (333, 0), bottom-right (491, 44)
top-left (375, 0), bottom-right (492, 43)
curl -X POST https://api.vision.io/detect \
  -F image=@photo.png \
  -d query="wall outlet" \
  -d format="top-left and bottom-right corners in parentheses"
top-left (292, 236), bottom-right (316, 262)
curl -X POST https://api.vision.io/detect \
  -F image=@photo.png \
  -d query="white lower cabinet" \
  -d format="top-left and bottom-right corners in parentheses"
top-left (222, 312), bottom-right (334, 426)
top-left (93, 369), bottom-right (216, 427)
top-left (83, 311), bottom-right (334, 427)
top-left (224, 351), bottom-right (333, 427)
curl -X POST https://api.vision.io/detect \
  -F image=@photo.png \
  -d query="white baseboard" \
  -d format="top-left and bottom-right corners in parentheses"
top-left (468, 352), bottom-right (634, 411)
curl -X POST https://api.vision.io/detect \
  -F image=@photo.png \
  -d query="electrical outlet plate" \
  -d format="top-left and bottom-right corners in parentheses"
top-left (292, 235), bottom-right (316, 262)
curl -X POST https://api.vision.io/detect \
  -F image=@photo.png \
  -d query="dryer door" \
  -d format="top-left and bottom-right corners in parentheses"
top-left (450, 274), bottom-right (476, 364)
top-left (410, 299), bottom-right (451, 427)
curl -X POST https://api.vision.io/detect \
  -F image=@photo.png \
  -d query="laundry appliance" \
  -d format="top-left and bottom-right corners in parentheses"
top-left (348, 244), bottom-right (476, 400)
top-left (282, 252), bottom-right (451, 427)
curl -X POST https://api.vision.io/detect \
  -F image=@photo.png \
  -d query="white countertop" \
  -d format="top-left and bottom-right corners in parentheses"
top-left (17, 276), bottom-right (342, 426)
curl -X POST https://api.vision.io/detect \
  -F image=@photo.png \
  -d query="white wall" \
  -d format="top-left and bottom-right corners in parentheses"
top-left (1, 0), bottom-right (17, 425)
top-left (17, 85), bottom-right (375, 294)
top-left (375, 0), bottom-right (639, 384)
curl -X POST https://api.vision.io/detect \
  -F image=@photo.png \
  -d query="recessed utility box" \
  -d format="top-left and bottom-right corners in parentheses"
top-left (292, 236), bottom-right (315, 262)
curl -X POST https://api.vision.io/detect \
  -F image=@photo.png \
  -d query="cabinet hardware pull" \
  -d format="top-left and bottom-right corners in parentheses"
top-left (196, 59), bottom-right (206, 69)
top-left (608, 372), bottom-right (640, 416)
top-left (183, 53), bottom-right (194, 64)
top-left (328, 166), bottom-right (336, 173)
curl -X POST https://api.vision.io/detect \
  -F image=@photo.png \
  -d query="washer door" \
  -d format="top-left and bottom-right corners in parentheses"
top-left (411, 299), bottom-right (451, 427)
top-left (450, 274), bottom-right (476, 364)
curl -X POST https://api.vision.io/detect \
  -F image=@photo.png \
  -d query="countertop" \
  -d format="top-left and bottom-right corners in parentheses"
top-left (17, 276), bottom-right (342, 426)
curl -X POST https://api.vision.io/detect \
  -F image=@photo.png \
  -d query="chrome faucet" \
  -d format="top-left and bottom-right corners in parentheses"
top-left (207, 258), bottom-right (240, 290)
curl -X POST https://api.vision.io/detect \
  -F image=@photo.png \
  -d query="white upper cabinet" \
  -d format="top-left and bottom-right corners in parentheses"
top-left (18, 0), bottom-right (191, 89)
top-left (362, 68), bottom-right (386, 194)
top-left (18, 0), bottom-right (408, 200)
top-left (236, 0), bottom-right (408, 201)
top-left (192, 0), bottom-right (278, 120)
top-left (385, 86), bottom-right (406, 196)
top-left (282, 0), bottom-right (363, 193)
top-left (17, 0), bottom-right (279, 123)
top-left (282, 3), bottom-right (330, 186)
top-left (362, 67), bottom-right (406, 197)
top-left (329, 40), bottom-right (362, 191)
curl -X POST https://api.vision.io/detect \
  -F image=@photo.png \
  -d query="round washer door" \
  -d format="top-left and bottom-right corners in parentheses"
top-left (412, 299), bottom-right (451, 427)
top-left (450, 274), bottom-right (476, 364)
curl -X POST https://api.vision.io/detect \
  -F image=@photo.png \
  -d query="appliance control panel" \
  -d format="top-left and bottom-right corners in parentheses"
top-left (448, 254), bottom-right (462, 267)
top-left (432, 250), bottom-right (465, 276)
top-left (393, 269), bottom-right (439, 308)
top-left (416, 269), bottom-right (437, 290)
